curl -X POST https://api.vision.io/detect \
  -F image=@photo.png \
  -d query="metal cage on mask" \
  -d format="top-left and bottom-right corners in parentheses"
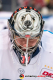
top-left (8, 6), bottom-right (44, 66)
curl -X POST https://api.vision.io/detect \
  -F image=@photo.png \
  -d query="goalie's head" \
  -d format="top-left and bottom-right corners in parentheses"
top-left (8, 7), bottom-right (44, 66)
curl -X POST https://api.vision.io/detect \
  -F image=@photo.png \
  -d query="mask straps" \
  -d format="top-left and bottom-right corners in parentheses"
top-left (25, 37), bottom-right (29, 66)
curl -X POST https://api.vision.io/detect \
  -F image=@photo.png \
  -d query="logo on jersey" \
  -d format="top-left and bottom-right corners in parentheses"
top-left (40, 68), bottom-right (53, 79)
top-left (42, 71), bottom-right (53, 78)
top-left (18, 68), bottom-right (25, 79)
top-left (19, 74), bottom-right (24, 79)
top-left (18, 68), bottom-right (25, 74)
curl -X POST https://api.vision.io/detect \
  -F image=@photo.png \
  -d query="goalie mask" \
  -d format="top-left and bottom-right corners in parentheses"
top-left (8, 7), bottom-right (44, 66)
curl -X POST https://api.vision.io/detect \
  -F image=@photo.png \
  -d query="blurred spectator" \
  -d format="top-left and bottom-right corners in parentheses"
top-left (46, 0), bottom-right (53, 10)
top-left (16, 0), bottom-right (20, 7)
top-left (0, 0), bottom-right (2, 11)
top-left (29, 0), bottom-right (36, 8)
top-left (41, 7), bottom-right (49, 15)
top-left (16, 0), bottom-right (23, 8)
top-left (23, 0), bottom-right (30, 6)
top-left (18, 0), bottom-right (45, 11)
top-left (2, 0), bottom-right (11, 11)
top-left (29, 0), bottom-right (45, 10)
top-left (44, 0), bottom-right (50, 5)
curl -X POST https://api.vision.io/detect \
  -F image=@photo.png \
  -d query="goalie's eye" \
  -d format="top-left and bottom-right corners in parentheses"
top-left (21, 16), bottom-right (25, 20)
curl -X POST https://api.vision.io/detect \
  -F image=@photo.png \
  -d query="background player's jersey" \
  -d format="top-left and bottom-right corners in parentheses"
top-left (0, 29), bottom-right (53, 80)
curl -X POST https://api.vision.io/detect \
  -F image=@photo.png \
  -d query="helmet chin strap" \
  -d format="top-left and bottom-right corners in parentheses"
top-left (25, 38), bottom-right (29, 66)
top-left (24, 52), bottom-right (28, 66)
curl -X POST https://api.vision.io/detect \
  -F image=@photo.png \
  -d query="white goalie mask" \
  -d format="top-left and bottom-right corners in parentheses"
top-left (8, 7), bottom-right (44, 66)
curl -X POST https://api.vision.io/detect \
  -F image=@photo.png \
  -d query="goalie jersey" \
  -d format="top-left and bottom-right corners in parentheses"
top-left (0, 12), bottom-right (53, 80)
top-left (0, 29), bottom-right (53, 80)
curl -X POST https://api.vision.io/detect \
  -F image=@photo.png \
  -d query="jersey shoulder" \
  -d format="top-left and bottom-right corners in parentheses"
top-left (41, 30), bottom-right (53, 53)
